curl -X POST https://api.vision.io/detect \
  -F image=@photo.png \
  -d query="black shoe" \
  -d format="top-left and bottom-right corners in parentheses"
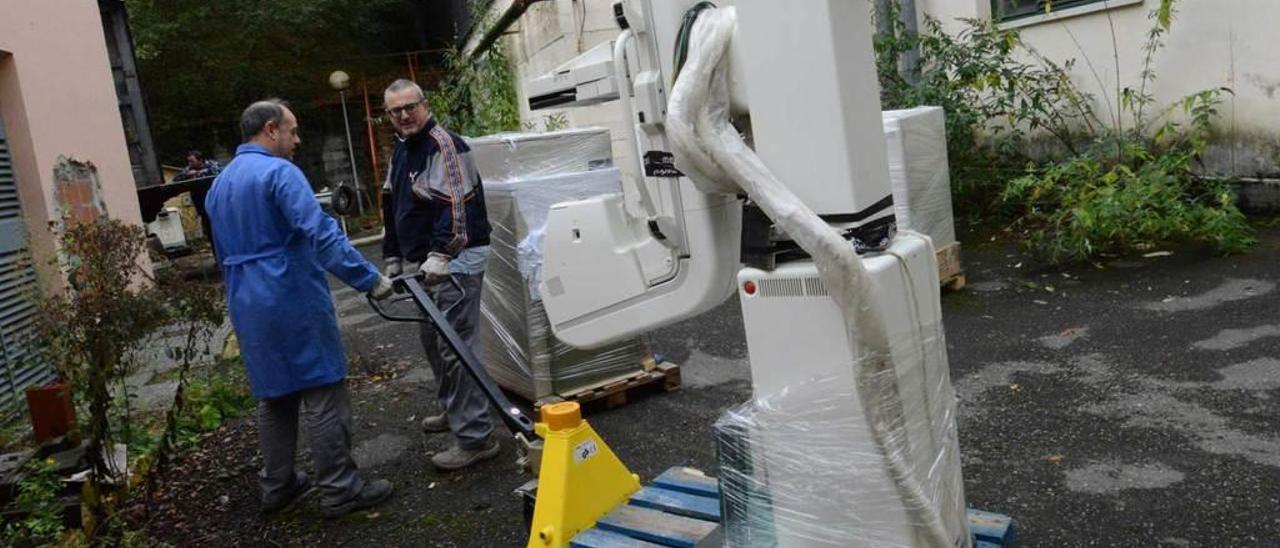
top-left (320, 479), bottom-right (394, 519)
top-left (262, 471), bottom-right (313, 514)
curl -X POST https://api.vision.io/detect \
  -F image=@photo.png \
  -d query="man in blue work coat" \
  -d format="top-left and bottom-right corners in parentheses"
top-left (380, 79), bottom-right (499, 471)
top-left (206, 99), bottom-right (395, 518)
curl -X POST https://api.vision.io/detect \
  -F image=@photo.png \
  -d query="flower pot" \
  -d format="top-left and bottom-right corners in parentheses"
top-left (25, 383), bottom-right (76, 443)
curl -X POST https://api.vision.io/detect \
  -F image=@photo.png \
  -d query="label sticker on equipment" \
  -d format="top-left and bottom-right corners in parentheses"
top-left (643, 151), bottom-right (684, 178)
top-left (573, 440), bottom-right (599, 464)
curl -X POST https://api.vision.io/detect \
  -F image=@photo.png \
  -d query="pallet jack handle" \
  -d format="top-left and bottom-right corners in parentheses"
top-left (367, 274), bottom-right (538, 440)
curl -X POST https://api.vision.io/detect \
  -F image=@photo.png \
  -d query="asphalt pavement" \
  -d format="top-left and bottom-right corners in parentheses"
top-left (303, 227), bottom-right (1280, 547)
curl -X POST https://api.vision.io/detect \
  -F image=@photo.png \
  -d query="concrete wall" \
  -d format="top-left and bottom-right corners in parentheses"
top-left (916, 0), bottom-right (1280, 178)
top-left (0, 0), bottom-right (147, 287)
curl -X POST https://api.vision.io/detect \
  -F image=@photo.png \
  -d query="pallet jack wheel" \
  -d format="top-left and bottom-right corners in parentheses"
top-left (332, 185), bottom-right (357, 216)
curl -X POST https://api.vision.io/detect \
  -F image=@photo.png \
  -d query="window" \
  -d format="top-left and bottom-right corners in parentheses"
top-left (992, 0), bottom-right (1112, 22)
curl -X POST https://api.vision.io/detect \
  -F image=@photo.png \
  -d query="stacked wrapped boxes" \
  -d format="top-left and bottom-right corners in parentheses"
top-left (470, 129), bottom-right (651, 402)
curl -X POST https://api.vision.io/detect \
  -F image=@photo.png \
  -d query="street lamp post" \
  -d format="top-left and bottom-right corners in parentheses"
top-left (329, 70), bottom-right (364, 215)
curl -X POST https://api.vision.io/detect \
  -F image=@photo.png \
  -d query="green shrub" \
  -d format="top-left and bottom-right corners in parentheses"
top-left (874, 0), bottom-right (1254, 263)
top-left (429, 37), bottom-right (521, 137)
top-left (2, 458), bottom-right (66, 545)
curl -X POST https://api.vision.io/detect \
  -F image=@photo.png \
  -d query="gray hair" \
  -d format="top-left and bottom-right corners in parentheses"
top-left (240, 99), bottom-right (289, 140)
top-left (384, 78), bottom-right (426, 101)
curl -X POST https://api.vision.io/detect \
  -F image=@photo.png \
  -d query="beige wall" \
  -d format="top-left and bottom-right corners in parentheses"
top-left (917, 0), bottom-right (1280, 176)
top-left (0, 0), bottom-right (145, 287)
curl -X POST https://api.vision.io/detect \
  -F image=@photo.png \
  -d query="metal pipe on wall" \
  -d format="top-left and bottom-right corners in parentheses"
top-left (361, 77), bottom-right (383, 217)
top-left (874, 0), bottom-right (922, 84)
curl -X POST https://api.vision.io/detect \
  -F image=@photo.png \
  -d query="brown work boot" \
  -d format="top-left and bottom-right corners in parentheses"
top-left (420, 413), bottom-right (449, 433)
top-left (431, 438), bottom-right (501, 471)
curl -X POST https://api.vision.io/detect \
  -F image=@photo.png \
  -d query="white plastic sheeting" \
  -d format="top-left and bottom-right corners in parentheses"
top-left (467, 128), bottom-right (614, 184)
top-left (487, 170), bottom-right (626, 298)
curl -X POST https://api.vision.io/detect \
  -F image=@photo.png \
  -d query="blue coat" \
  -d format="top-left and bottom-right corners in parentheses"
top-left (206, 143), bottom-right (379, 399)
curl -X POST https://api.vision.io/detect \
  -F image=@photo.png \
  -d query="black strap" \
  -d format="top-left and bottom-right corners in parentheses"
top-left (818, 194), bottom-right (895, 224)
top-left (769, 215), bottom-right (897, 258)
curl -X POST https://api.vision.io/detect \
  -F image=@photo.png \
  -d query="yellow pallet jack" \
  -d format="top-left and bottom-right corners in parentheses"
top-left (369, 274), bottom-right (642, 548)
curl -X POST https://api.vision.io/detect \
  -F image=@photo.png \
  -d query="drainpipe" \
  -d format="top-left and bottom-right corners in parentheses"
top-left (899, 0), bottom-right (921, 84)
top-left (875, 0), bottom-right (922, 84)
top-left (463, 0), bottom-right (551, 60)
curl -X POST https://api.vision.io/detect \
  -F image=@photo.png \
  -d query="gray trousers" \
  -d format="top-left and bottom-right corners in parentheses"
top-left (417, 272), bottom-right (495, 450)
top-left (258, 381), bottom-right (363, 506)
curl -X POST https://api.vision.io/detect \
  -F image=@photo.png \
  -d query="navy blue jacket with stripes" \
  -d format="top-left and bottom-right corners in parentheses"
top-left (381, 118), bottom-right (491, 263)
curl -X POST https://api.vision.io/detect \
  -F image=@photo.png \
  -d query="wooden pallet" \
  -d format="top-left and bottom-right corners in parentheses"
top-left (536, 362), bottom-right (681, 411)
top-left (568, 466), bottom-right (1017, 548)
top-left (937, 242), bottom-right (966, 291)
top-left (570, 467), bottom-right (721, 548)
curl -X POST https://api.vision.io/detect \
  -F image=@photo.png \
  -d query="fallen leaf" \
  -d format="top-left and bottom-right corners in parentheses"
top-left (1009, 383), bottom-right (1022, 393)
top-left (1042, 454), bottom-right (1064, 464)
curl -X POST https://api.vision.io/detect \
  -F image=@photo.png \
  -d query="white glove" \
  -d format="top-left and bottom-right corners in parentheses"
top-left (419, 252), bottom-right (451, 286)
top-left (369, 275), bottom-right (394, 300)
top-left (384, 257), bottom-right (403, 277)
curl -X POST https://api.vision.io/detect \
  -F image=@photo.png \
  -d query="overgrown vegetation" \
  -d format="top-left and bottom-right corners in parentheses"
top-left (2, 459), bottom-right (66, 546)
top-left (522, 112), bottom-right (570, 133)
top-left (35, 220), bottom-right (168, 540)
top-left (874, 0), bottom-right (1254, 263)
top-left (125, 359), bottom-right (254, 463)
top-left (26, 217), bottom-right (229, 544)
top-left (430, 39), bottom-right (521, 137)
top-left (126, 0), bottom-right (403, 158)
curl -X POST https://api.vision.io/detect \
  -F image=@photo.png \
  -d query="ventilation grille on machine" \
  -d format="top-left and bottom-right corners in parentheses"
top-left (758, 277), bottom-right (828, 297)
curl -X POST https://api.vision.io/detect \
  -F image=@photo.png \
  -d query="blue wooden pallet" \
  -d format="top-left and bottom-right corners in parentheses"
top-left (569, 467), bottom-right (1016, 547)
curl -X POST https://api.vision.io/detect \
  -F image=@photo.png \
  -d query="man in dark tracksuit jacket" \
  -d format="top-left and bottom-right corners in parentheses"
top-left (381, 79), bottom-right (498, 470)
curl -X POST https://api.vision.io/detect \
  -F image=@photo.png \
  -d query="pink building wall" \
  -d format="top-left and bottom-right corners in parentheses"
top-left (0, 0), bottom-right (146, 289)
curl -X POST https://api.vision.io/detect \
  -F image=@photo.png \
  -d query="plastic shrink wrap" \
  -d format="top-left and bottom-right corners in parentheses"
top-left (714, 320), bottom-right (967, 547)
top-left (883, 107), bottom-right (957, 248)
top-left (469, 129), bottom-right (651, 401)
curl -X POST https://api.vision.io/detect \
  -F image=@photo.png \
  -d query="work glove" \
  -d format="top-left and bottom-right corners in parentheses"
top-left (369, 275), bottom-right (395, 301)
top-left (384, 257), bottom-right (403, 277)
top-left (419, 252), bottom-right (451, 286)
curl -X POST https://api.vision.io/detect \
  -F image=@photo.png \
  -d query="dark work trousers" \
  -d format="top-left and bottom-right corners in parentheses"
top-left (416, 272), bottom-right (496, 450)
top-left (257, 381), bottom-right (363, 507)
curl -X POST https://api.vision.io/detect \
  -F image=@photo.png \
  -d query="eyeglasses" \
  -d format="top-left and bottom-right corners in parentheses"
top-left (385, 100), bottom-right (424, 118)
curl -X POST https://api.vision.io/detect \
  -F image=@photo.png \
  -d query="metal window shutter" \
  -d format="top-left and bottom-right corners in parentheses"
top-left (0, 118), bottom-right (53, 414)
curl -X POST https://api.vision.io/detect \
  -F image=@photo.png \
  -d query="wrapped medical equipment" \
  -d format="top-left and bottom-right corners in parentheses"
top-left (470, 130), bottom-right (652, 402)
